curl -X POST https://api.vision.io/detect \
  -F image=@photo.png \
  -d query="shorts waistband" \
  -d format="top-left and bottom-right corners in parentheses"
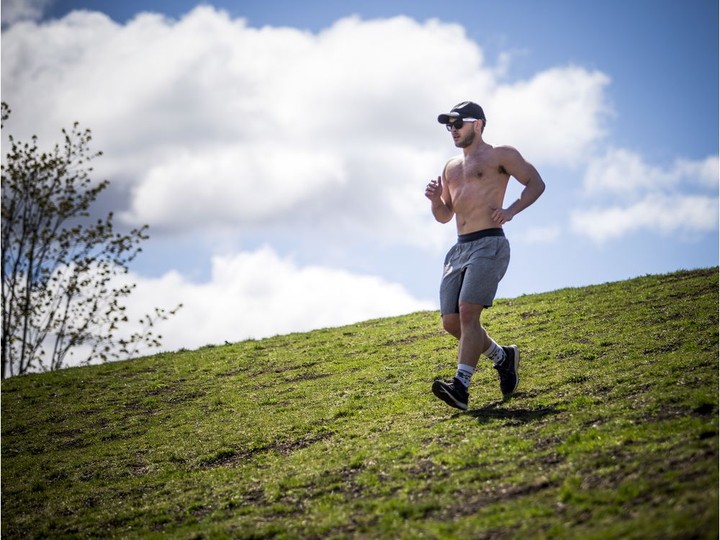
top-left (457, 228), bottom-right (505, 243)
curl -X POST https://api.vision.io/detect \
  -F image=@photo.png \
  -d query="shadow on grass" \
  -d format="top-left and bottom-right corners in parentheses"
top-left (465, 398), bottom-right (560, 425)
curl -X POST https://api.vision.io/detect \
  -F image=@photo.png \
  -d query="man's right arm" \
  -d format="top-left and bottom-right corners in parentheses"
top-left (425, 174), bottom-right (454, 224)
top-left (431, 195), bottom-right (454, 224)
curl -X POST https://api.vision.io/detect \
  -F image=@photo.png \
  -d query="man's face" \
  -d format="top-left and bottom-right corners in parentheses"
top-left (450, 120), bottom-right (477, 148)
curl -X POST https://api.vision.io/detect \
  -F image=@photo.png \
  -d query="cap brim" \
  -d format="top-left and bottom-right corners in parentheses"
top-left (437, 112), bottom-right (461, 124)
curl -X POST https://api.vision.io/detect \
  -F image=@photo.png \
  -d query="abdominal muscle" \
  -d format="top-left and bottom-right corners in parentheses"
top-left (448, 176), bottom-right (509, 234)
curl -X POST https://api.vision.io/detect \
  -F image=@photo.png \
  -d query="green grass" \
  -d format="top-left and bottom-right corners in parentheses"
top-left (2, 267), bottom-right (718, 539)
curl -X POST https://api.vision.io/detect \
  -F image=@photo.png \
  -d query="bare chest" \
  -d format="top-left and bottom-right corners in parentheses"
top-left (445, 156), bottom-right (508, 188)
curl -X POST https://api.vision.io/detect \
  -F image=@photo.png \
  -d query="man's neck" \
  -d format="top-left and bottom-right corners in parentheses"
top-left (463, 137), bottom-right (487, 157)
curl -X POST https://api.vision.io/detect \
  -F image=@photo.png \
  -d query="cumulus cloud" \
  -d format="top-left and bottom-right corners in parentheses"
top-left (1, 6), bottom-right (612, 248)
top-left (571, 194), bottom-right (718, 242)
top-left (572, 149), bottom-right (719, 241)
top-left (489, 66), bottom-right (612, 165)
top-left (1, 0), bottom-right (51, 25)
top-left (583, 148), bottom-right (719, 196)
top-left (114, 247), bottom-right (435, 354)
top-left (128, 143), bottom-right (348, 228)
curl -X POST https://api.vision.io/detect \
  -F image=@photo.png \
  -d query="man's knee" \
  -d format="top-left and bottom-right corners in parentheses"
top-left (458, 302), bottom-right (483, 327)
top-left (442, 314), bottom-right (461, 339)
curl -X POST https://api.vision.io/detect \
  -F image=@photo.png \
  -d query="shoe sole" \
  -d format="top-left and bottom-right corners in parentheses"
top-left (432, 380), bottom-right (468, 411)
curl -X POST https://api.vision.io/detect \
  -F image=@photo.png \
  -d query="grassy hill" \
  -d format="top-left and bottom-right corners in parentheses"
top-left (2, 268), bottom-right (718, 539)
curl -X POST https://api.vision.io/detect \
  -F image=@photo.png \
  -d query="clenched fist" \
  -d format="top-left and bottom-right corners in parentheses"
top-left (425, 176), bottom-right (443, 201)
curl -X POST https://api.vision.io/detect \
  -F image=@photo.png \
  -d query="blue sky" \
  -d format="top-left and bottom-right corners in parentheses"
top-left (2, 0), bottom-right (718, 358)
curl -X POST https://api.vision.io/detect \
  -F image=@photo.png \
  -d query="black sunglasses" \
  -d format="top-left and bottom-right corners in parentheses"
top-left (445, 118), bottom-right (478, 131)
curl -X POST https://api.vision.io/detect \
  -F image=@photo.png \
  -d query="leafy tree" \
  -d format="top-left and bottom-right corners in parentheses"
top-left (1, 103), bottom-right (180, 378)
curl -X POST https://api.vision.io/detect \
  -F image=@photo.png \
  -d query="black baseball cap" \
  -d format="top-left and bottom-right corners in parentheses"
top-left (437, 101), bottom-right (486, 124)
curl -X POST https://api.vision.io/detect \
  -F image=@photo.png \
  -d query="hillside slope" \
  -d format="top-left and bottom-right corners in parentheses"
top-left (2, 268), bottom-right (718, 539)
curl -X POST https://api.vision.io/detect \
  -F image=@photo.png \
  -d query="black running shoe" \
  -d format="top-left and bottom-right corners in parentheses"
top-left (432, 378), bottom-right (469, 410)
top-left (494, 345), bottom-right (520, 397)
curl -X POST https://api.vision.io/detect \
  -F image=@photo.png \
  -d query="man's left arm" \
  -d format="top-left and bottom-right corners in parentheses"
top-left (492, 147), bottom-right (546, 225)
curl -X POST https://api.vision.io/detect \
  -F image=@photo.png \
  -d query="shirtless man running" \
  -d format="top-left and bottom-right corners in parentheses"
top-left (425, 101), bottom-right (545, 410)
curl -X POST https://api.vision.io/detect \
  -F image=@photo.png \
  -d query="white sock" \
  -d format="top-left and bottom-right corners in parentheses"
top-left (455, 364), bottom-right (475, 388)
top-left (483, 339), bottom-right (506, 365)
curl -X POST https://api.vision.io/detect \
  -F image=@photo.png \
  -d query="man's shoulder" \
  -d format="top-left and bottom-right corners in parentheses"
top-left (463, 143), bottom-right (511, 162)
top-left (489, 144), bottom-right (520, 156)
top-left (485, 145), bottom-right (525, 167)
top-left (444, 155), bottom-right (464, 170)
top-left (446, 155), bottom-right (463, 164)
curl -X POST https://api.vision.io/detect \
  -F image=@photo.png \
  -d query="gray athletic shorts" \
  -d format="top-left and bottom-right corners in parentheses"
top-left (439, 228), bottom-right (511, 314)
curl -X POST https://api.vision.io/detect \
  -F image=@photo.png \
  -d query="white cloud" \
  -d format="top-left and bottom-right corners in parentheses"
top-left (2, 7), bottom-right (612, 247)
top-left (583, 148), bottom-right (719, 196)
top-left (488, 66), bottom-right (612, 165)
top-left (113, 247), bottom-right (435, 354)
top-left (571, 194), bottom-right (719, 242)
top-left (1, 0), bottom-right (51, 25)
top-left (572, 149), bottom-right (719, 242)
top-left (674, 156), bottom-right (720, 190)
top-left (125, 143), bottom-right (348, 228)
